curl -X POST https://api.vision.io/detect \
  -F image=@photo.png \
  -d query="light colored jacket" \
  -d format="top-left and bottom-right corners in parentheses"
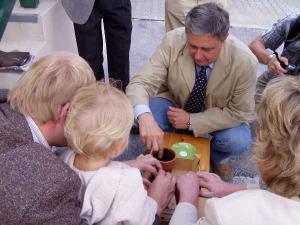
top-left (126, 28), bottom-right (257, 136)
top-left (170, 189), bottom-right (300, 225)
top-left (61, 151), bottom-right (157, 225)
top-left (0, 94), bottom-right (83, 225)
top-left (61, 0), bottom-right (95, 24)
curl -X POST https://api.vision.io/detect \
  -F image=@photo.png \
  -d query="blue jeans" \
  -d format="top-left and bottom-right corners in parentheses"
top-left (149, 97), bottom-right (252, 163)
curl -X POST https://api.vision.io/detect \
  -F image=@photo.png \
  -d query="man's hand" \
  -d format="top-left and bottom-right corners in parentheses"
top-left (268, 56), bottom-right (288, 75)
top-left (249, 36), bottom-right (288, 76)
top-left (125, 154), bottom-right (162, 176)
top-left (138, 113), bottom-right (164, 156)
top-left (167, 107), bottom-right (189, 129)
top-left (197, 172), bottom-right (246, 198)
top-left (148, 170), bottom-right (176, 216)
top-left (176, 172), bottom-right (200, 207)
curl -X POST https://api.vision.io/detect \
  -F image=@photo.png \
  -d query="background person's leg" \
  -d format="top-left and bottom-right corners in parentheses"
top-left (164, 0), bottom-right (186, 32)
top-left (149, 97), bottom-right (176, 132)
top-left (103, 0), bottom-right (132, 91)
top-left (255, 71), bottom-right (275, 105)
top-left (74, 5), bottom-right (104, 80)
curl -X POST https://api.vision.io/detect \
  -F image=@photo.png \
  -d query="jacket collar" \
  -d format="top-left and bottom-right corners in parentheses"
top-left (178, 35), bottom-right (231, 95)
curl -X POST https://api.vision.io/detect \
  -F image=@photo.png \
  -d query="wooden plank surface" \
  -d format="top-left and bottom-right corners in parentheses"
top-left (163, 132), bottom-right (210, 172)
top-left (160, 132), bottom-right (210, 224)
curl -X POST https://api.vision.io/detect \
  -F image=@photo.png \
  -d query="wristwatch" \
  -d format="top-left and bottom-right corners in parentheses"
top-left (266, 53), bottom-right (275, 64)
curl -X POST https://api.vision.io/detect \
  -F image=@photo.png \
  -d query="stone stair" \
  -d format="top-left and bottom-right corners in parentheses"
top-left (0, 0), bottom-right (78, 89)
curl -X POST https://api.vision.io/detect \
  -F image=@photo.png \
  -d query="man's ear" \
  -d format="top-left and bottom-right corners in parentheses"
top-left (58, 102), bottom-right (70, 123)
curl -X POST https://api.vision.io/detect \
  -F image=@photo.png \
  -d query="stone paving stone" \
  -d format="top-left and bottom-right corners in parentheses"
top-left (132, 0), bottom-right (164, 21)
top-left (131, 0), bottom-right (300, 28)
top-left (229, 0), bottom-right (300, 28)
top-left (130, 19), bottom-right (165, 77)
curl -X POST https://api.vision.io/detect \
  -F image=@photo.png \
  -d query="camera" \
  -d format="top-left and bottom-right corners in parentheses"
top-left (273, 51), bottom-right (299, 76)
top-left (284, 64), bottom-right (300, 76)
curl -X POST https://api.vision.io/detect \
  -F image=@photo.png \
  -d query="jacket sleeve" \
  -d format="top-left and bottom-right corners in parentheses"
top-left (190, 56), bottom-right (257, 135)
top-left (23, 175), bottom-right (82, 225)
top-left (126, 32), bottom-right (172, 106)
top-left (113, 168), bottom-right (158, 225)
top-left (169, 202), bottom-right (199, 225)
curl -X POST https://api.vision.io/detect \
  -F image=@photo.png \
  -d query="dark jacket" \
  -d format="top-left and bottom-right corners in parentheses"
top-left (0, 89), bottom-right (83, 225)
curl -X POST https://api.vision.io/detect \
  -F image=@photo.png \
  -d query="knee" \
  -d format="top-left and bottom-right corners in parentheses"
top-left (212, 125), bottom-right (252, 155)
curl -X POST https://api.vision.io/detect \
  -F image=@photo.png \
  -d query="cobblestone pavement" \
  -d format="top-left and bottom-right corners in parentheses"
top-left (228, 0), bottom-right (300, 28)
top-left (131, 0), bottom-right (300, 28)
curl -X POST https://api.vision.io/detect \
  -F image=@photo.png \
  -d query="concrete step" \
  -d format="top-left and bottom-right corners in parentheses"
top-left (2, 0), bottom-right (56, 42)
top-left (0, 0), bottom-right (78, 89)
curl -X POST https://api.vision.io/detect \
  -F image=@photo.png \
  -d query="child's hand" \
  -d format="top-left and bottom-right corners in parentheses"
top-left (125, 154), bottom-right (162, 176)
top-left (148, 170), bottom-right (176, 216)
top-left (176, 172), bottom-right (200, 207)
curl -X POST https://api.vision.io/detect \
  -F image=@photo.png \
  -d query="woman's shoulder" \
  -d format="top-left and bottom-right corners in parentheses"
top-left (204, 189), bottom-right (300, 225)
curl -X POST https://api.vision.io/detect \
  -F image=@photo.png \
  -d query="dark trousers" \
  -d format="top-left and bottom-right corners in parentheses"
top-left (74, 0), bottom-right (132, 90)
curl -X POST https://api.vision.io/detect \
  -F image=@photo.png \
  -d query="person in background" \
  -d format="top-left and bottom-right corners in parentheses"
top-left (62, 82), bottom-right (176, 225)
top-left (62, 0), bottom-right (132, 91)
top-left (126, 3), bottom-right (257, 181)
top-left (249, 14), bottom-right (300, 104)
top-left (165, 0), bottom-right (227, 32)
top-left (170, 76), bottom-right (300, 225)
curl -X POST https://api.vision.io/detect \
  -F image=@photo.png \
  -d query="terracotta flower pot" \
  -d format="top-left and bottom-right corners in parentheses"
top-left (153, 148), bottom-right (176, 172)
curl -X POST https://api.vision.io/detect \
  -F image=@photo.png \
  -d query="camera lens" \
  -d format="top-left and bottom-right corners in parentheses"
top-left (287, 64), bottom-right (296, 71)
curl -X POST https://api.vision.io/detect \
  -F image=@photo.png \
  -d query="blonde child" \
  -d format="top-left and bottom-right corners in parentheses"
top-left (61, 83), bottom-right (176, 225)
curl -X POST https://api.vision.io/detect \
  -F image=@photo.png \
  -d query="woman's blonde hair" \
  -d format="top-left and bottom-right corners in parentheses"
top-left (8, 52), bottom-right (95, 122)
top-left (254, 76), bottom-right (300, 198)
top-left (65, 82), bottom-right (134, 158)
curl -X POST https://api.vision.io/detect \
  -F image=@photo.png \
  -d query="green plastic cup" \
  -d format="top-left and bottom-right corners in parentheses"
top-left (171, 142), bottom-right (197, 160)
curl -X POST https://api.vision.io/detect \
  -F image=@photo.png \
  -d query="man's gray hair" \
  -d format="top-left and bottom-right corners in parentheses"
top-left (185, 3), bottom-right (230, 41)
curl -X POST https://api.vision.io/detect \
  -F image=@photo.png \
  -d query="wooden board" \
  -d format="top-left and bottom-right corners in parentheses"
top-left (160, 132), bottom-right (210, 224)
top-left (163, 132), bottom-right (210, 172)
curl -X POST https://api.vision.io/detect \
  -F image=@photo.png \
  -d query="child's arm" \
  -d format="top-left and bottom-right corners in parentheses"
top-left (124, 154), bottom-right (162, 176)
top-left (112, 167), bottom-right (176, 225)
top-left (112, 167), bottom-right (158, 225)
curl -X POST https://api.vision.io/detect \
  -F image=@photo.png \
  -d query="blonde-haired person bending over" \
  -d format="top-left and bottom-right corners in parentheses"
top-left (170, 76), bottom-right (300, 225)
top-left (61, 83), bottom-right (176, 225)
top-left (0, 52), bottom-right (96, 224)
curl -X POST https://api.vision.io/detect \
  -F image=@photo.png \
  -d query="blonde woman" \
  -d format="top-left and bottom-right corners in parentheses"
top-left (171, 76), bottom-right (300, 225)
top-left (61, 83), bottom-right (176, 225)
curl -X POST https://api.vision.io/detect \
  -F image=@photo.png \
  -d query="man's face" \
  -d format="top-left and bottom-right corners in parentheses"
top-left (186, 32), bottom-right (226, 66)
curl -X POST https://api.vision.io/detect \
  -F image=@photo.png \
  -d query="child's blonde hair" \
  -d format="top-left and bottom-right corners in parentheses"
top-left (8, 52), bottom-right (95, 122)
top-left (65, 82), bottom-right (134, 158)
